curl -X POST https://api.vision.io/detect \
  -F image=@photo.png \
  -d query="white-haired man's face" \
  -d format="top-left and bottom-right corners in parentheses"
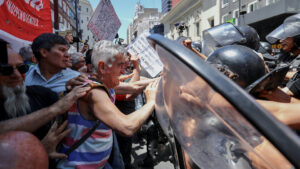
top-left (99, 53), bottom-right (126, 89)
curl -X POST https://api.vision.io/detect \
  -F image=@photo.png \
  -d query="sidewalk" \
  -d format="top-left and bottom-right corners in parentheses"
top-left (130, 138), bottom-right (175, 169)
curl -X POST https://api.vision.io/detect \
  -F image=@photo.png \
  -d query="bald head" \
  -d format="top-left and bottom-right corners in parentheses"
top-left (0, 131), bottom-right (48, 169)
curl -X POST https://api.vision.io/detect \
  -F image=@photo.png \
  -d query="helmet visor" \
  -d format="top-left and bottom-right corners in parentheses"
top-left (202, 23), bottom-right (246, 56)
top-left (266, 14), bottom-right (300, 44)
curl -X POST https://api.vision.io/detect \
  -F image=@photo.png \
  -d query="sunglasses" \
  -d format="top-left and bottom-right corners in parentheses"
top-left (0, 64), bottom-right (28, 76)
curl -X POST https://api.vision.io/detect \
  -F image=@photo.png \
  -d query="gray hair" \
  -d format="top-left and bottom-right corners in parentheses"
top-left (2, 84), bottom-right (31, 118)
top-left (70, 52), bottom-right (84, 65)
top-left (91, 40), bottom-right (126, 73)
top-left (19, 46), bottom-right (33, 62)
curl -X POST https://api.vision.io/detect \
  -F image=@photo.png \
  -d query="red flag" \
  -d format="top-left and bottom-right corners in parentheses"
top-left (0, 0), bottom-right (52, 51)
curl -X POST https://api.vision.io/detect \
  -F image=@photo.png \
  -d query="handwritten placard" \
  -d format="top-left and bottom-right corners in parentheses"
top-left (88, 0), bottom-right (121, 41)
top-left (127, 31), bottom-right (163, 77)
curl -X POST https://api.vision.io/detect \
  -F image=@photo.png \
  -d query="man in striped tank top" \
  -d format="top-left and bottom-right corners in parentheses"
top-left (58, 40), bottom-right (157, 169)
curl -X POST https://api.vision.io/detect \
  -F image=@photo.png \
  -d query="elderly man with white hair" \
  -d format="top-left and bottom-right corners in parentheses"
top-left (57, 40), bottom-right (157, 169)
top-left (70, 52), bottom-right (87, 72)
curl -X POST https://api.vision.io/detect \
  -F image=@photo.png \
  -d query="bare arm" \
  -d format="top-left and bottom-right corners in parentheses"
top-left (119, 73), bottom-right (134, 82)
top-left (114, 78), bottom-right (156, 95)
top-left (128, 55), bottom-right (141, 83)
top-left (87, 81), bottom-right (157, 137)
top-left (0, 86), bottom-right (90, 134)
top-left (257, 100), bottom-right (300, 129)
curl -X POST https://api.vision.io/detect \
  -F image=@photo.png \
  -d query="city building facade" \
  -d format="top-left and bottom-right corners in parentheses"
top-left (162, 0), bottom-right (182, 14)
top-left (127, 3), bottom-right (162, 44)
top-left (220, 0), bottom-right (300, 40)
top-left (78, 0), bottom-right (96, 47)
top-left (161, 0), bottom-right (220, 41)
top-left (50, 0), bottom-right (78, 34)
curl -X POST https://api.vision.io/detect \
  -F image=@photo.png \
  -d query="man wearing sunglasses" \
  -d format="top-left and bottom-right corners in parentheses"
top-left (0, 40), bottom-right (91, 159)
top-left (25, 33), bottom-right (80, 94)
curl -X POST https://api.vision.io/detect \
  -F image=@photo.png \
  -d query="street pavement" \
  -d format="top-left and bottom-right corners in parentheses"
top-left (131, 140), bottom-right (175, 169)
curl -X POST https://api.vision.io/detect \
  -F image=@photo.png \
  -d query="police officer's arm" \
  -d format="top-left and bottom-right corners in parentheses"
top-left (0, 86), bottom-right (90, 134)
top-left (87, 81), bottom-right (157, 137)
top-left (257, 100), bottom-right (300, 129)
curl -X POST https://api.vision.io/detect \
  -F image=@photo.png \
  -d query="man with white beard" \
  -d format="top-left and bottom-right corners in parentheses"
top-left (0, 39), bottom-right (91, 159)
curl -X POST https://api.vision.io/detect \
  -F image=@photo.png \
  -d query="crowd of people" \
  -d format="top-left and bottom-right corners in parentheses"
top-left (0, 12), bottom-right (300, 169)
top-left (0, 29), bottom-right (157, 169)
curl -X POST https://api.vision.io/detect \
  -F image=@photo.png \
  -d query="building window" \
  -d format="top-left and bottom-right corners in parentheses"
top-left (87, 17), bottom-right (89, 21)
top-left (63, 2), bottom-right (66, 12)
top-left (222, 0), bottom-right (229, 8)
top-left (196, 22), bottom-right (200, 37)
top-left (233, 9), bottom-right (239, 25)
top-left (59, 15), bottom-right (62, 23)
top-left (86, 8), bottom-right (88, 12)
top-left (222, 14), bottom-right (230, 23)
top-left (81, 20), bottom-right (83, 24)
top-left (79, 6), bottom-right (81, 11)
top-left (248, 1), bottom-right (258, 13)
top-left (266, 0), bottom-right (279, 6)
top-left (209, 18), bottom-right (215, 27)
top-left (186, 26), bottom-right (189, 37)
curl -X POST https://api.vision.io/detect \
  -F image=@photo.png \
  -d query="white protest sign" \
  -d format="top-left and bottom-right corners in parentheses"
top-left (127, 31), bottom-right (163, 77)
top-left (88, 0), bottom-right (121, 41)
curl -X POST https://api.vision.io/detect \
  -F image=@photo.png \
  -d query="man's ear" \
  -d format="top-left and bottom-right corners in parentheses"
top-left (39, 48), bottom-right (48, 58)
top-left (98, 61), bottom-right (105, 74)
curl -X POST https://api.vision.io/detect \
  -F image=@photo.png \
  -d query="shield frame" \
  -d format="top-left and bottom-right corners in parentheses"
top-left (148, 34), bottom-right (300, 168)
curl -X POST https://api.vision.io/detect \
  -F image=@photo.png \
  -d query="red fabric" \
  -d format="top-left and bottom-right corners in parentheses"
top-left (172, 0), bottom-right (181, 7)
top-left (116, 94), bottom-right (126, 101)
top-left (0, 0), bottom-right (52, 42)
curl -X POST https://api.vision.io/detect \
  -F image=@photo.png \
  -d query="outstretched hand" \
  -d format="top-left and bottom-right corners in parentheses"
top-left (130, 55), bottom-right (140, 69)
top-left (145, 78), bottom-right (160, 103)
top-left (55, 85), bottom-right (91, 115)
top-left (66, 75), bottom-right (88, 91)
top-left (41, 120), bottom-right (71, 159)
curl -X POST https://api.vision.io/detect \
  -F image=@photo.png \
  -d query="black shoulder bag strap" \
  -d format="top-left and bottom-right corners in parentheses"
top-left (65, 120), bottom-right (101, 156)
top-left (55, 120), bottom-right (101, 166)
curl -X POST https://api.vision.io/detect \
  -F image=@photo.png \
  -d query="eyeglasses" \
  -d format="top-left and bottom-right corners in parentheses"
top-left (0, 64), bottom-right (28, 76)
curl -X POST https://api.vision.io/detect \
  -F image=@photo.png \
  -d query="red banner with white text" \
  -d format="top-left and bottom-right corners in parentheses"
top-left (0, 0), bottom-right (52, 51)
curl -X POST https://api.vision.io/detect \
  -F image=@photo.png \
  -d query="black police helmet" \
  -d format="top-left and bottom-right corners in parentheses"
top-left (206, 45), bottom-right (267, 88)
top-left (258, 41), bottom-right (272, 54)
top-left (236, 25), bottom-right (260, 51)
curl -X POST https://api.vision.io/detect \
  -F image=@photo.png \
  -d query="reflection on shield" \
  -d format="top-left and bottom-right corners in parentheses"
top-left (202, 23), bottom-right (246, 56)
top-left (148, 34), bottom-right (300, 169)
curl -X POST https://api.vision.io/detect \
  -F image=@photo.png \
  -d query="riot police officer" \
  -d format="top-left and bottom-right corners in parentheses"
top-left (266, 14), bottom-right (300, 97)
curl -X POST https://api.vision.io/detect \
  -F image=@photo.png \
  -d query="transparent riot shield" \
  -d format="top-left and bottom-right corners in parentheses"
top-left (148, 34), bottom-right (300, 169)
top-left (266, 13), bottom-right (300, 44)
top-left (202, 23), bottom-right (246, 56)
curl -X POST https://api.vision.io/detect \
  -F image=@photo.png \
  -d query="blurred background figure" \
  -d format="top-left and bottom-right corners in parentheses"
top-left (85, 49), bottom-right (93, 73)
top-left (70, 52), bottom-right (87, 73)
top-left (19, 46), bottom-right (37, 67)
